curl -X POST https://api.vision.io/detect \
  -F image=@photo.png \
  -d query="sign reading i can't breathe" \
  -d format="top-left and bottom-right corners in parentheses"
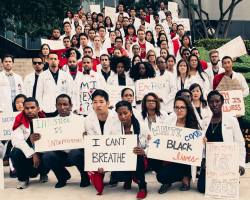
top-left (84, 135), bottom-right (137, 171)
top-left (147, 123), bottom-right (204, 166)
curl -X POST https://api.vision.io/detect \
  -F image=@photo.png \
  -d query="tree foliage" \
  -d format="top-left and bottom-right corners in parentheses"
top-left (0, 0), bottom-right (80, 37)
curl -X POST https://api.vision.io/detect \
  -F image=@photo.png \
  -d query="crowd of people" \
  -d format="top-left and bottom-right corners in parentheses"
top-left (0, 1), bottom-right (249, 199)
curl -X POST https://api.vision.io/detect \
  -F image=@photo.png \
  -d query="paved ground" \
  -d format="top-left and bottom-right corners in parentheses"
top-left (1, 164), bottom-right (250, 200)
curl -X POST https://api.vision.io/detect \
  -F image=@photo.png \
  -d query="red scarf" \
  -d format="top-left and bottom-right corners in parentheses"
top-left (12, 111), bottom-right (46, 131)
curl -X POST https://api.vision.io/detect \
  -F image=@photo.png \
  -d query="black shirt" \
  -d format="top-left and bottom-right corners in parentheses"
top-left (99, 120), bottom-right (106, 135)
top-left (195, 107), bottom-right (203, 119)
top-left (101, 70), bottom-right (111, 82)
top-left (49, 69), bottom-right (59, 84)
top-left (32, 74), bottom-right (39, 98)
top-left (205, 121), bottom-right (223, 142)
top-left (118, 75), bottom-right (126, 86)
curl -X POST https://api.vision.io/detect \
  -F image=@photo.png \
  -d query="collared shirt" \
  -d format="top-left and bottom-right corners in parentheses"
top-left (6, 73), bottom-right (16, 102)
top-left (101, 70), bottom-right (111, 82)
top-left (49, 69), bottom-right (59, 84)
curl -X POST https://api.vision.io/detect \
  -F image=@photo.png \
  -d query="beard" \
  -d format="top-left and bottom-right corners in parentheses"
top-left (211, 60), bottom-right (219, 66)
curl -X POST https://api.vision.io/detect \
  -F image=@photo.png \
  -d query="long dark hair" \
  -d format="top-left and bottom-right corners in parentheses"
top-left (176, 59), bottom-right (189, 77)
top-left (188, 54), bottom-right (206, 81)
top-left (141, 93), bottom-right (161, 120)
top-left (129, 62), bottom-right (155, 81)
top-left (115, 101), bottom-right (140, 135)
top-left (174, 96), bottom-right (201, 130)
top-left (146, 30), bottom-right (155, 46)
top-left (189, 83), bottom-right (207, 107)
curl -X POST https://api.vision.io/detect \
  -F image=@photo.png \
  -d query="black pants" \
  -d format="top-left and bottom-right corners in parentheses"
top-left (110, 155), bottom-right (147, 189)
top-left (157, 163), bottom-right (191, 185)
top-left (42, 149), bottom-right (89, 182)
top-left (197, 168), bottom-right (206, 193)
top-left (147, 158), bottom-right (164, 174)
top-left (10, 148), bottom-right (48, 182)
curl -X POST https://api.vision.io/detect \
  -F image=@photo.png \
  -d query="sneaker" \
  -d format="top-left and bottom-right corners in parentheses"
top-left (158, 183), bottom-right (172, 194)
top-left (16, 180), bottom-right (29, 189)
top-left (136, 189), bottom-right (147, 199)
top-left (39, 174), bottom-right (48, 183)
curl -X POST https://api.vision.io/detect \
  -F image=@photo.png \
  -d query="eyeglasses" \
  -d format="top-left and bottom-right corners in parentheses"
top-left (174, 106), bottom-right (187, 111)
top-left (33, 62), bottom-right (42, 65)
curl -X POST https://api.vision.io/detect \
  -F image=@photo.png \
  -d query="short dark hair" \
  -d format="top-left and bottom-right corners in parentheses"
top-left (56, 94), bottom-right (72, 105)
top-left (63, 21), bottom-right (71, 27)
top-left (3, 54), bottom-right (14, 62)
top-left (91, 89), bottom-right (109, 102)
top-left (82, 55), bottom-right (93, 61)
top-left (79, 33), bottom-right (88, 39)
top-left (83, 46), bottom-right (93, 53)
top-left (32, 56), bottom-right (43, 62)
top-left (63, 36), bottom-right (70, 41)
top-left (207, 90), bottom-right (224, 103)
top-left (221, 56), bottom-right (233, 63)
top-left (24, 97), bottom-right (39, 107)
top-left (175, 89), bottom-right (191, 99)
top-left (115, 36), bottom-right (123, 43)
top-left (100, 54), bottom-right (110, 60)
top-left (115, 100), bottom-right (132, 112)
top-left (177, 24), bottom-right (184, 30)
top-left (121, 88), bottom-right (134, 98)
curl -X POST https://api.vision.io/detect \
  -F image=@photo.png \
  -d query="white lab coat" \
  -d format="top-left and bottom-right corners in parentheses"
top-left (0, 71), bottom-right (23, 112)
top-left (230, 71), bottom-right (249, 97)
top-left (36, 69), bottom-right (73, 113)
top-left (107, 73), bottom-right (134, 87)
top-left (84, 110), bottom-right (117, 135)
top-left (96, 69), bottom-right (115, 87)
top-left (140, 111), bottom-right (170, 130)
top-left (205, 63), bottom-right (224, 88)
top-left (23, 72), bottom-right (38, 97)
top-left (176, 76), bottom-right (193, 91)
top-left (129, 40), bottom-right (155, 59)
top-left (202, 113), bottom-right (246, 167)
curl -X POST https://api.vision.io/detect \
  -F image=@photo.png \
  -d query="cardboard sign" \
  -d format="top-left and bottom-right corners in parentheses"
top-left (0, 158), bottom-right (3, 190)
top-left (0, 112), bottom-right (19, 141)
top-left (105, 7), bottom-right (116, 24)
top-left (147, 123), bottom-right (204, 166)
top-left (105, 85), bottom-right (136, 107)
top-left (84, 135), bottom-right (137, 171)
top-left (205, 143), bottom-right (239, 200)
top-left (220, 90), bottom-right (245, 116)
top-left (135, 76), bottom-right (168, 101)
top-left (173, 18), bottom-right (191, 31)
top-left (41, 38), bottom-right (64, 50)
top-left (216, 75), bottom-right (242, 91)
top-left (168, 2), bottom-right (178, 19)
top-left (217, 36), bottom-right (247, 60)
top-left (33, 115), bottom-right (85, 152)
top-left (90, 5), bottom-right (101, 14)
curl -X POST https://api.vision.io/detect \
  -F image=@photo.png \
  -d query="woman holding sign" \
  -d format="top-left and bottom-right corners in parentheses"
top-left (197, 90), bottom-right (246, 193)
top-left (110, 101), bottom-right (150, 200)
top-left (156, 96), bottom-right (201, 194)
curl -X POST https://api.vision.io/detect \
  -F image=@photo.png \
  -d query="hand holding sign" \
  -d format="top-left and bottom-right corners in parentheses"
top-left (30, 133), bottom-right (41, 144)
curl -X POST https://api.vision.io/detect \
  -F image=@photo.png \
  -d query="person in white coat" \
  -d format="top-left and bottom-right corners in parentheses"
top-left (176, 59), bottom-right (192, 91)
top-left (36, 52), bottom-right (73, 113)
top-left (0, 54), bottom-right (23, 112)
top-left (10, 97), bottom-right (49, 189)
top-left (197, 90), bottom-right (246, 193)
top-left (23, 56), bottom-right (44, 98)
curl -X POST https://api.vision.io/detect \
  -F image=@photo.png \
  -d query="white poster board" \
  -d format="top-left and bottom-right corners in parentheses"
top-left (41, 38), bottom-right (64, 50)
top-left (105, 85), bottom-right (136, 107)
top-left (168, 2), bottom-right (178, 19)
top-left (205, 143), bottom-right (239, 200)
top-left (90, 5), bottom-right (101, 14)
top-left (220, 90), bottom-right (245, 117)
top-left (84, 135), bottom-right (137, 171)
top-left (135, 76), bottom-right (168, 101)
top-left (105, 7), bottom-right (116, 24)
top-left (0, 112), bottom-right (19, 141)
top-left (147, 123), bottom-right (204, 166)
top-left (0, 158), bottom-right (3, 190)
top-left (173, 18), bottom-right (191, 31)
top-left (217, 36), bottom-right (247, 60)
top-left (33, 115), bottom-right (85, 152)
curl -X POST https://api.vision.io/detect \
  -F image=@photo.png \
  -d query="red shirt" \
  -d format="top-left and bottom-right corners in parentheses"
top-left (139, 41), bottom-right (146, 59)
top-left (200, 59), bottom-right (208, 70)
top-left (50, 49), bottom-right (67, 68)
top-left (213, 73), bottom-right (225, 90)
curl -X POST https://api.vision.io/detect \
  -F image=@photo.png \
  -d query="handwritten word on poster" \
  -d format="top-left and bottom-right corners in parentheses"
top-left (147, 123), bottom-right (204, 166)
top-left (206, 143), bottom-right (239, 200)
top-left (0, 112), bottom-right (19, 141)
top-left (33, 115), bottom-right (85, 152)
top-left (220, 90), bottom-right (245, 116)
top-left (135, 77), bottom-right (168, 101)
top-left (84, 135), bottom-right (137, 171)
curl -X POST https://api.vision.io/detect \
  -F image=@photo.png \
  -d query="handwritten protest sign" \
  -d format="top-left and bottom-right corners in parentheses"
top-left (217, 36), bottom-right (247, 60)
top-left (105, 85), bottom-right (136, 107)
top-left (206, 143), bottom-right (239, 200)
top-left (0, 158), bottom-right (3, 190)
top-left (90, 5), bottom-right (101, 14)
top-left (216, 75), bottom-right (242, 91)
top-left (168, 2), bottom-right (178, 19)
top-left (33, 115), bottom-right (85, 152)
top-left (41, 38), bottom-right (64, 50)
top-left (0, 112), bottom-right (19, 141)
top-left (105, 7), bottom-right (116, 24)
top-left (84, 135), bottom-right (137, 171)
top-left (147, 123), bottom-right (204, 166)
top-left (173, 18), bottom-right (191, 31)
top-left (135, 76), bottom-right (168, 101)
top-left (220, 90), bottom-right (245, 116)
